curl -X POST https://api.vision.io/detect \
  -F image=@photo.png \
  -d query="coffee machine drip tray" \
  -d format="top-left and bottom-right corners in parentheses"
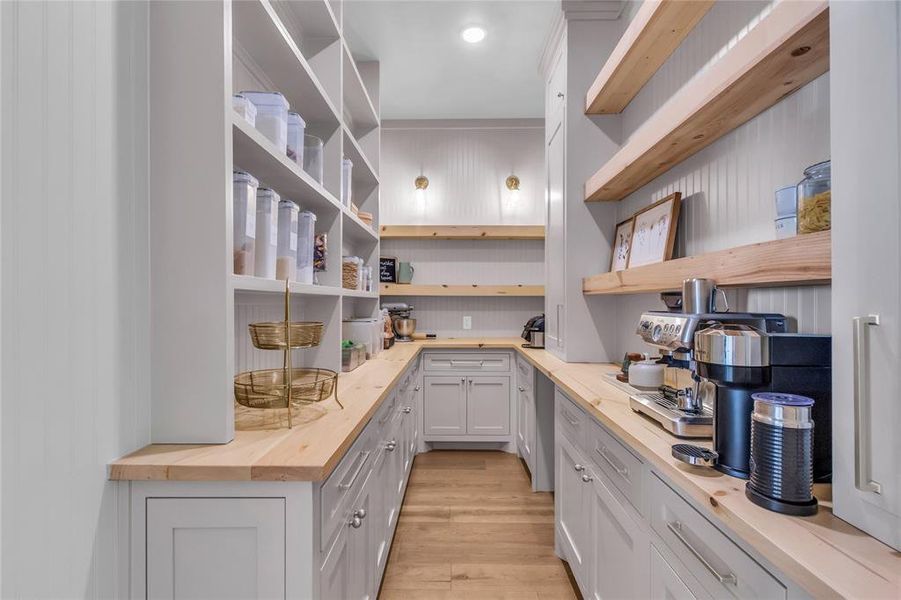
top-left (629, 391), bottom-right (713, 439)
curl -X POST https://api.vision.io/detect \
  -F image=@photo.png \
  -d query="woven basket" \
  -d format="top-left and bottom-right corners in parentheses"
top-left (248, 321), bottom-right (323, 350)
top-left (234, 368), bottom-right (338, 409)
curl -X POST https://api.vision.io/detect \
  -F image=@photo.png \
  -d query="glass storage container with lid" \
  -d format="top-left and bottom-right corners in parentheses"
top-left (233, 170), bottom-right (258, 276)
top-left (797, 160), bottom-right (831, 234)
top-left (254, 188), bottom-right (280, 279)
top-left (276, 199), bottom-right (299, 281)
top-left (296, 211), bottom-right (317, 285)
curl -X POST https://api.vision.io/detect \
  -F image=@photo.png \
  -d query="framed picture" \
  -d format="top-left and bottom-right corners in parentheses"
top-left (610, 218), bottom-right (635, 272)
top-left (627, 192), bottom-right (682, 269)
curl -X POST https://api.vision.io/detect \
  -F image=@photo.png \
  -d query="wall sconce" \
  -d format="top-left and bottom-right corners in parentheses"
top-left (505, 175), bottom-right (521, 201)
top-left (414, 175), bottom-right (429, 202)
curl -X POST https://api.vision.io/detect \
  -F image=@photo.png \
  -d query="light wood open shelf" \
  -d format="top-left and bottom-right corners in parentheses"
top-left (582, 231), bottom-right (831, 295)
top-left (380, 284), bottom-right (545, 297)
top-left (585, 0), bottom-right (714, 115)
top-left (584, 1), bottom-right (829, 202)
top-left (379, 225), bottom-right (545, 240)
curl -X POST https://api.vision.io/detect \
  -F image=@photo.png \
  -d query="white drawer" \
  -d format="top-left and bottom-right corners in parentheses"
top-left (424, 352), bottom-right (511, 372)
top-left (649, 473), bottom-right (787, 600)
top-left (555, 388), bottom-right (587, 449)
top-left (319, 428), bottom-right (374, 553)
top-left (588, 419), bottom-right (643, 515)
top-left (373, 391), bottom-right (398, 433)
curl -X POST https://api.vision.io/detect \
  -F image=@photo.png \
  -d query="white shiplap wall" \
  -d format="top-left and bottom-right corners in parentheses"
top-left (381, 122), bottom-right (545, 337)
top-left (609, 1), bottom-right (831, 358)
top-left (1, 2), bottom-right (149, 598)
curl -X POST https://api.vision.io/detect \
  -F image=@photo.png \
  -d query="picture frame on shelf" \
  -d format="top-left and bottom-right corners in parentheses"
top-left (627, 192), bottom-right (681, 269)
top-left (610, 217), bottom-right (635, 272)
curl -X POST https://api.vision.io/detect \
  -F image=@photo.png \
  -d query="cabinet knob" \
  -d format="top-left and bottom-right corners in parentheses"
top-left (556, 91), bottom-right (564, 98)
top-left (414, 385), bottom-right (421, 392)
top-left (386, 439), bottom-right (397, 452)
top-left (349, 516), bottom-right (362, 529)
top-left (581, 473), bottom-right (593, 483)
top-left (518, 386), bottom-right (525, 392)
top-left (573, 463), bottom-right (585, 472)
top-left (354, 508), bottom-right (366, 520)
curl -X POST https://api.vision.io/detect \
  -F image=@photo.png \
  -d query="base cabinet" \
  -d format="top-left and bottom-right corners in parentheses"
top-left (555, 432), bottom-right (590, 586)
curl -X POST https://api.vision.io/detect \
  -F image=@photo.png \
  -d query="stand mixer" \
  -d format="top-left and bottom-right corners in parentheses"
top-left (383, 302), bottom-right (416, 342)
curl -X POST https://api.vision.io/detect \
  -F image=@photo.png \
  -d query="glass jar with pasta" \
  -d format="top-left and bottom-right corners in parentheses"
top-left (797, 160), bottom-right (831, 234)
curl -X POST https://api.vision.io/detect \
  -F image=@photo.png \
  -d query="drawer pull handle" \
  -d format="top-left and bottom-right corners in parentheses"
top-left (596, 445), bottom-right (629, 478)
top-left (451, 360), bottom-right (484, 367)
top-left (666, 521), bottom-right (737, 586)
top-left (561, 408), bottom-right (579, 427)
top-left (853, 315), bottom-right (882, 493)
top-left (338, 451), bottom-right (371, 491)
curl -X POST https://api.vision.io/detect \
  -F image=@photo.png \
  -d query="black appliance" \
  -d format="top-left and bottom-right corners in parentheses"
top-left (689, 324), bottom-right (832, 482)
top-left (521, 314), bottom-right (545, 349)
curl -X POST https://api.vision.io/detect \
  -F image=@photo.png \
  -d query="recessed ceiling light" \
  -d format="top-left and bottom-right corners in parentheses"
top-left (461, 26), bottom-right (486, 44)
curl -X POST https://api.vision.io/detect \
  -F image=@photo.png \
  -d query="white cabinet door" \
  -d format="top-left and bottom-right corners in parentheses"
top-left (517, 384), bottom-right (534, 467)
top-left (831, 1), bottom-right (901, 551)
top-left (555, 433), bottom-right (589, 589)
top-left (320, 527), bottom-right (351, 600)
top-left (347, 475), bottom-right (376, 600)
top-left (423, 376), bottom-right (467, 436)
top-left (589, 470), bottom-right (648, 600)
top-left (146, 497), bottom-right (286, 600)
top-left (466, 376), bottom-right (510, 435)
top-left (649, 545), bottom-right (702, 600)
top-left (545, 114), bottom-right (566, 356)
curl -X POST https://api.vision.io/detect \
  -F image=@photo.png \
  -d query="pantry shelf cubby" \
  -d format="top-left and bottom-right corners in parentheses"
top-left (381, 284), bottom-right (545, 297)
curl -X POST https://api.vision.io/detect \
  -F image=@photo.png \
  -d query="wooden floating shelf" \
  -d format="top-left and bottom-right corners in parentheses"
top-left (585, 1), bottom-right (829, 202)
top-left (379, 225), bottom-right (545, 240)
top-left (380, 284), bottom-right (545, 297)
top-left (585, 0), bottom-right (714, 115)
top-left (582, 231), bottom-right (831, 295)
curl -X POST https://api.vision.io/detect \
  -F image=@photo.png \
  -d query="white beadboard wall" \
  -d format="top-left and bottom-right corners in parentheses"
top-left (608, 1), bottom-right (831, 358)
top-left (1, 2), bottom-right (149, 598)
top-left (380, 122), bottom-right (545, 337)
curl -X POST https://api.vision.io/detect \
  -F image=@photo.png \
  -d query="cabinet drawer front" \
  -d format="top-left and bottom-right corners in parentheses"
top-left (556, 388), bottom-right (587, 449)
top-left (516, 355), bottom-right (534, 390)
top-left (649, 474), bottom-right (786, 600)
top-left (589, 420), bottom-right (643, 514)
top-left (374, 391), bottom-right (398, 432)
top-left (650, 544), bottom-right (703, 600)
top-left (320, 429), bottom-right (374, 552)
top-left (424, 352), bottom-right (511, 372)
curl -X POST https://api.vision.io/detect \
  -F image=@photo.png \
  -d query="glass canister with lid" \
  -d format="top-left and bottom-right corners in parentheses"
top-left (796, 160), bottom-right (831, 234)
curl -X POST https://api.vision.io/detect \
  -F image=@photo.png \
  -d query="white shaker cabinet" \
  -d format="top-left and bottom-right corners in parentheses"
top-left (516, 383), bottom-right (535, 466)
top-left (649, 545), bottom-right (703, 600)
top-left (467, 376), bottom-right (511, 435)
top-left (830, 1), bottom-right (901, 551)
top-left (545, 44), bottom-right (567, 355)
top-left (555, 432), bottom-right (591, 589)
top-left (423, 376), bottom-right (467, 436)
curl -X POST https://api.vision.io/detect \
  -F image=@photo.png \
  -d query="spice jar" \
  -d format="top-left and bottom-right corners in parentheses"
top-left (276, 199), bottom-right (299, 281)
top-left (797, 160), bottom-right (831, 234)
top-left (233, 170), bottom-right (258, 276)
top-left (254, 188), bottom-right (280, 279)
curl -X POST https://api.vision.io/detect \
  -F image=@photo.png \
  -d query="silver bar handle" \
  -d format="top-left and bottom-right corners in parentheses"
top-left (596, 445), bottom-right (628, 478)
top-left (337, 451), bottom-right (370, 490)
top-left (853, 315), bottom-right (882, 493)
top-left (666, 521), bottom-right (737, 586)
top-left (561, 407), bottom-right (579, 427)
top-left (451, 360), bottom-right (483, 367)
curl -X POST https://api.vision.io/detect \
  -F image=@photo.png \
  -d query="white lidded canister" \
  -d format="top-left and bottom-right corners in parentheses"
top-left (286, 112), bottom-right (306, 165)
top-left (303, 134), bottom-right (324, 185)
top-left (232, 93), bottom-right (257, 127)
top-left (240, 91), bottom-right (290, 153)
top-left (296, 210), bottom-right (317, 284)
top-left (233, 170), bottom-right (258, 276)
top-left (341, 158), bottom-right (354, 207)
top-left (276, 199), bottom-right (299, 281)
top-left (254, 187), bottom-right (280, 279)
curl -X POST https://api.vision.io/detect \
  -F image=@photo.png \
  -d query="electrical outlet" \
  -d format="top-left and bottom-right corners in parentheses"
top-left (463, 316), bottom-right (472, 330)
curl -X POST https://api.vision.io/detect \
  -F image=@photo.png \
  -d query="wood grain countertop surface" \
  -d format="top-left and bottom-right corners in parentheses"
top-left (109, 337), bottom-right (900, 598)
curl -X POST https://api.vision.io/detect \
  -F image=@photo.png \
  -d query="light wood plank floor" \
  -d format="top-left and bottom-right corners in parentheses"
top-left (379, 450), bottom-right (580, 600)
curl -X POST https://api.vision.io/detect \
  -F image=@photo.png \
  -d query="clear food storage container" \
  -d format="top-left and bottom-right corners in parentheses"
top-left (286, 112), bottom-right (305, 165)
top-left (341, 158), bottom-right (353, 207)
top-left (240, 91), bottom-right (289, 153)
top-left (254, 188), bottom-right (280, 279)
top-left (797, 160), bottom-right (831, 234)
top-left (775, 216), bottom-right (797, 239)
top-left (774, 185), bottom-right (798, 218)
top-left (276, 199), bottom-right (299, 281)
top-left (296, 210), bottom-right (317, 284)
top-left (233, 170), bottom-right (259, 276)
top-left (342, 256), bottom-right (363, 290)
top-left (303, 134), bottom-right (324, 184)
top-left (232, 93), bottom-right (257, 127)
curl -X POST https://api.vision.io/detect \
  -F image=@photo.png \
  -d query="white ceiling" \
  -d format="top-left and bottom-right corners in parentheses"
top-left (343, 1), bottom-right (562, 120)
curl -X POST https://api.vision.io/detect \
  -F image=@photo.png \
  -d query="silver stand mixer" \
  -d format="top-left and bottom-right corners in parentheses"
top-left (383, 302), bottom-right (416, 342)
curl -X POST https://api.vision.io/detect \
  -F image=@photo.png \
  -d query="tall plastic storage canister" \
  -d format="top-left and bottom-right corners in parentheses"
top-left (254, 188), bottom-right (280, 279)
top-left (233, 170), bottom-right (258, 276)
top-left (296, 211), bottom-right (317, 284)
top-left (303, 135), bottom-right (324, 184)
top-left (241, 91), bottom-right (289, 153)
top-left (341, 158), bottom-right (354, 207)
top-left (286, 112), bottom-right (306, 165)
top-left (276, 200), bottom-right (299, 281)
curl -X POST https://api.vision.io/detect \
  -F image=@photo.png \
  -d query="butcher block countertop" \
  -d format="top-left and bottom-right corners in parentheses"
top-left (109, 337), bottom-right (899, 599)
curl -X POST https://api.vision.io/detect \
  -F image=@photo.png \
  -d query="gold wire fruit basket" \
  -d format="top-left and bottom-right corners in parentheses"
top-left (234, 280), bottom-right (342, 429)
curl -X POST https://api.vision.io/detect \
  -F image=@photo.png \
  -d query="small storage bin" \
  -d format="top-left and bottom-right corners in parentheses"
top-left (240, 91), bottom-right (289, 153)
top-left (232, 93), bottom-right (257, 127)
top-left (774, 186), bottom-right (798, 218)
top-left (341, 158), bottom-right (353, 207)
top-left (286, 112), bottom-right (305, 165)
top-left (797, 160), bottom-right (831, 234)
top-left (254, 188), bottom-right (280, 279)
top-left (296, 211), bottom-right (316, 284)
top-left (341, 342), bottom-right (367, 372)
top-left (276, 199), bottom-right (299, 281)
top-left (775, 216), bottom-right (797, 239)
top-left (233, 170), bottom-right (258, 276)
top-left (303, 134), bottom-right (324, 184)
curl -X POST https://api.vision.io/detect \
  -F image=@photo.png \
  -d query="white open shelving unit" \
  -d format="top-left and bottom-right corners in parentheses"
top-left (149, 0), bottom-right (380, 443)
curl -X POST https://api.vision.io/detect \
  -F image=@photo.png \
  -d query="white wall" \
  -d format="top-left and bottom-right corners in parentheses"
top-left (609, 1), bottom-right (831, 358)
top-left (1, 2), bottom-right (149, 597)
top-left (380, 121), bottom-right (545, 337)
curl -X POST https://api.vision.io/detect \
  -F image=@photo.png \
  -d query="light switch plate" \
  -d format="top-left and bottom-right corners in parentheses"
top-left (463, 316), bottom-right (472, 330)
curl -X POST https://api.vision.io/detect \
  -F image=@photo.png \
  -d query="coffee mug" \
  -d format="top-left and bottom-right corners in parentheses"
top-left (397, 262), bottom-right (415, 284)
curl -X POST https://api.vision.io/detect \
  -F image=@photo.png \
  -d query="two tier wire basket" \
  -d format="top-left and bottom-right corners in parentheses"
top-left (234, 281), bottom-right (342, 429)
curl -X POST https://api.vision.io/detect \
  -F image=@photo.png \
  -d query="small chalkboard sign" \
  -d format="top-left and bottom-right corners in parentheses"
top-left (379, 256), bottom-right (398, 282)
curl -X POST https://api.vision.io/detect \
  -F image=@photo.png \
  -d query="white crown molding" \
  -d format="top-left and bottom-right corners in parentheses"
top-left (562, 0), bottom-right (625, 21)
top-left (538, 9), bottom-right (566, 79)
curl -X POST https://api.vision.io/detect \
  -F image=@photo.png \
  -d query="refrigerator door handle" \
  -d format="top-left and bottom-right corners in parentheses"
top-left (853, 315), bottom-right (882, 494)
